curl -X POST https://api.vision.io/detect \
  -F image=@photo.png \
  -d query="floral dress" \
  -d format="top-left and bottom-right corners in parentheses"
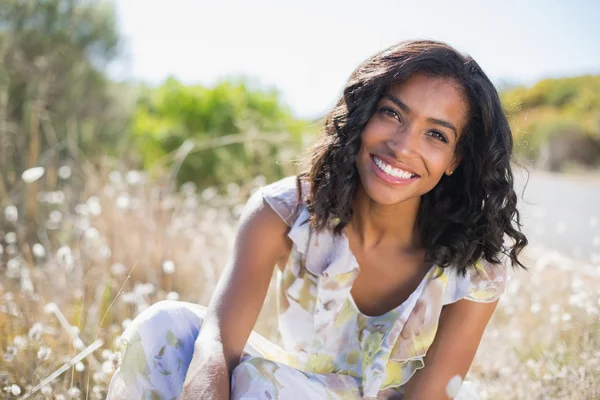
top-left (107, 176), bottom-right (508, 400)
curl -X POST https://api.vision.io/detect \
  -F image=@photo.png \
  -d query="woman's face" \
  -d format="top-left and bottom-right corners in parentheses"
top-left (356, 73), bottom-right (468, 206)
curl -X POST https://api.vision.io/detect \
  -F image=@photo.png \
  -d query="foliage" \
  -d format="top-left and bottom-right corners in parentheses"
top-left (0, 0), bottom-right (133, 199)
top-left (132, 77), bottom-right (315, 188)
top-left (500, 75), bottom-right (600, 164)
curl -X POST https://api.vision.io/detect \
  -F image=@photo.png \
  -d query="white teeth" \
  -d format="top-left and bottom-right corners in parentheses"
top-left (373, 156), bottom-right (415, 179)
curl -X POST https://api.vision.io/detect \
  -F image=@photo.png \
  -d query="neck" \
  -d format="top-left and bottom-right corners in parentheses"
top-left (348, 183), bottom-right (422, 252)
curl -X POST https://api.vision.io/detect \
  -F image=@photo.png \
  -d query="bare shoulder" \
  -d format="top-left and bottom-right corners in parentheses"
top-left (235, 188), bottom-right (294, 268)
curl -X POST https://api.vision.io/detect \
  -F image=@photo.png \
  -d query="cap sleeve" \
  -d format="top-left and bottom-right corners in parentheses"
top-left (444, 255), bottom-right (510, 304)
top-left (260, 176), bottom-right (307, 227)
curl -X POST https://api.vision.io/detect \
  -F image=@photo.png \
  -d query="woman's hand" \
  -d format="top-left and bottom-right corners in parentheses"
top-left (181, 340), bottom-right (230, 400)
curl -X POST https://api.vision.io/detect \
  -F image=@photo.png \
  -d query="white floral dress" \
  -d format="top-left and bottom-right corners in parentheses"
top-left (107, 176), bottom-right (508, 399)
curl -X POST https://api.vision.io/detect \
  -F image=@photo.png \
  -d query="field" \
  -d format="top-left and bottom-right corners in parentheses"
top-left (1, 169), bottom-right (599, 399)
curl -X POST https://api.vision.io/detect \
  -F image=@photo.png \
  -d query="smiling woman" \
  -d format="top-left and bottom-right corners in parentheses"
top-left (108, 40), bottom-right (528, 400)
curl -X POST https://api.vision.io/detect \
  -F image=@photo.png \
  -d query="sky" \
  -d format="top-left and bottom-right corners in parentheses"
top-left (113, 0), bottom-right (600, 119)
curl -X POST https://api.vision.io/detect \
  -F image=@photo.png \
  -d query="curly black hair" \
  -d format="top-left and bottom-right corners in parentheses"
top-left (298, 39), bottom-right (528, 277)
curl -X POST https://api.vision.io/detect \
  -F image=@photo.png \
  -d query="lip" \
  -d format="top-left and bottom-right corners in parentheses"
top-left (370, 154), bottom-right (420, 186)
top-left (370, 154), bottom-right (421, 177)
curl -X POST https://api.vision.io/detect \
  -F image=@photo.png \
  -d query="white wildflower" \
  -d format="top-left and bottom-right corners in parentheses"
top-left (201, 187), bottom-right (217, 201)
top-left (121, 319), bottom-right (132, 330)
top-left (561, 313), bottom-right (572, 322)
top-left (5, 231), bottom-right (17, 244)
top-left (92, 372), bottom-right (105, 383)
top-left (6, 258), bottom-right (21, 277)
top-left (109, 171), bottom-right (122, 184)
top-left (32, 243), bottom-right (46, 258)
top-left (84, 227), bottom-right (99, 240)
top-left (41, 384), bottom-right (52, 396)
top-left (28, 322), bottom-right (44, 341)
top-left (67, 386), bottom-right (81, 398)
top-left (22, 167), bottom-right (45, 183)
top-left (75, 361), bottom-right (85, 372)
top-left (530, 302), bottom-right (541, 314)
top-left (10, 384), bottom-right (21, 396)
top-left (3, 346), bottom-right (17, 362)
top-left (74, 204), bottom-right (88, 216)
top-left (110, 263), bottom-right (126, 275)
top-left (58, 165), bottom-right (72, 179)
top-left (87, 196), bottom-right (102, 216)
top-left (166, 291), bottom-right (180, 301)
top-left (126, 170), bottom-right (142, 185)
top-left (181, 182), bottom-right (196, 196)
top-left (37, 346), bottom-right (52, 360)
top-left (162, 260), bottom-right (175, 275)
top-left (73, 338), bottom-right (84, 350)
top-left (445, 374), bottom-right (463, 398)
top-left (4, 205), bottom-right (18, 222)
top-left (116, 193), bottom-right (130, 210)
top-left (102, 360), bottom-right (115, 374)
top-left (101, 349), bottom-right (113, 360)
top-left (49, 209), bottom-right (63, 224)
top-left (13, 335), bottom-right (27, 348)
top-left (21, 278), bottom-right (34, 293)
top-left (226, 182), bottom-right (240, 196)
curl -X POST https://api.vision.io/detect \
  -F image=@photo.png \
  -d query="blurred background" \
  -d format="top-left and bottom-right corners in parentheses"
top-left (0, 0), bottom-right (599, 399)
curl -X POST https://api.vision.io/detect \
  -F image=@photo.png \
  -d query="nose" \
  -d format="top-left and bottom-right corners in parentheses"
top-left (387, 125), bottom-right (420, 158)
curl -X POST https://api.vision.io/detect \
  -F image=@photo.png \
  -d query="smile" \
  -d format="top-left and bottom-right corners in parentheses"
top-left (371, 155), bottom-right (418, 179)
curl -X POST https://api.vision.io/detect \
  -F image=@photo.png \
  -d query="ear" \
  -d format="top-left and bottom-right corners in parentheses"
top-left (446, 154), bottom-right (462, 176)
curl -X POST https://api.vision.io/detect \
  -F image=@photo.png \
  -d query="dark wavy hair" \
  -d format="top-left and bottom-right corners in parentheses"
top-left (298, 39), bottom-right (528, 276)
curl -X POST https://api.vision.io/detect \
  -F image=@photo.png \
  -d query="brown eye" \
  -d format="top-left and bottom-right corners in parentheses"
top-left (428, 130), bottom-right (448, 143)
top-left (379, 106), bottom-right (401, 121)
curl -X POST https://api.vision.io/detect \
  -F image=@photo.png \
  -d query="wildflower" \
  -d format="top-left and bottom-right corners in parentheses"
top-left (445, 374), bottom-right (463, 398)
top-left (92, 372), bottom-right (105, 383)
top-left (22, 167), bottom-right (45, 183)
top-left (58, 165), bottom-right (72, 179)
top-left (227, 182), bottom-right (240, 196)
top-left (13, 335), bottom-right (27, 348)
top-left (67, 386), bottom-right (81, 398)
top-left (121, 319), bottom-right (132, 330)
top-left (28, 322), bottom-right (44, 341)
top-left (10, 384), bottom-right (21, 396)
top-left (162, 260), bottom-right (175, 275)
top-left (102, 360), bottom-right (115, 374)
top-left (21, 278), bottom-right (34, 293)
top-left (49, 210), bottom-right (63, 224)
top-left (110, 263), bottom-right (126, 276)
top-left (3, 346), bottom-right (17, 362)
top-left (109, 171), bottom-right (122, 184)
top-left (4, 205), bottom-right (18, 222)
top-left (561, 313), bottom-right (572, 322)
top-left (5, 232), bottom-right (17, 244)
top-left (126, 170), bottom-right (142, 185)
top-left (116, 193), bottom-right (131, 210)
top-left (75, 361), bottom-right (85, 372)
top-left (32, 243), bottom-right (46, 258)
top-left (530, 302), bottom-right (541, 314)
top-left (101, 349), bottom-right (112, 360)
top-left (37, 346), bottom-right (52, 360)
top-left (87, 196), bottom-right (102, 216)
top-left (84, 227), bottom-right (99, 240)
top-left (41, 385), bottom-right (52, 396)
top-left (166, 291), bottom-right (180, 301)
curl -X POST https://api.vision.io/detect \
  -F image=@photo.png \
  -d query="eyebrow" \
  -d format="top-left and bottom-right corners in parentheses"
top-left (382, 94), bottom-right (458, 138)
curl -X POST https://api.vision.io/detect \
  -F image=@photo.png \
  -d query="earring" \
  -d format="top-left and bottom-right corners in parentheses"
top-left (447, 170), bottom-right (453, 176)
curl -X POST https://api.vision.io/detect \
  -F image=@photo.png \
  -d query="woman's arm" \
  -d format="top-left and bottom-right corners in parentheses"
top-left (401, 298), bottom-right (499, 400)
top-left (181, 190), bottom-right (292, 399)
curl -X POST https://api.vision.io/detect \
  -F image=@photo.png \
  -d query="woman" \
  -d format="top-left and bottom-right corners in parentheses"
top-left (107, 39), bottom-right (528, 399)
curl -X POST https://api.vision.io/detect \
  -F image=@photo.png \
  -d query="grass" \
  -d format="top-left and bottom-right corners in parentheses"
top-left (0, 167), bottom-right (598, 399)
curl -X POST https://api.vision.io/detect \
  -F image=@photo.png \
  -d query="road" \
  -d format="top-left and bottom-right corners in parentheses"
top-left (514, 169), bottom-right (600, 263)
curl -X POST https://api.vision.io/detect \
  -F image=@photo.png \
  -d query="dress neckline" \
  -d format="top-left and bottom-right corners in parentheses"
top-left (340, 229), bottom-right (437, 320)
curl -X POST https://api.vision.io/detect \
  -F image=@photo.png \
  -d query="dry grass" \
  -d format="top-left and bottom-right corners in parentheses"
top-left (1, 168), bottom-right (598, 399)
